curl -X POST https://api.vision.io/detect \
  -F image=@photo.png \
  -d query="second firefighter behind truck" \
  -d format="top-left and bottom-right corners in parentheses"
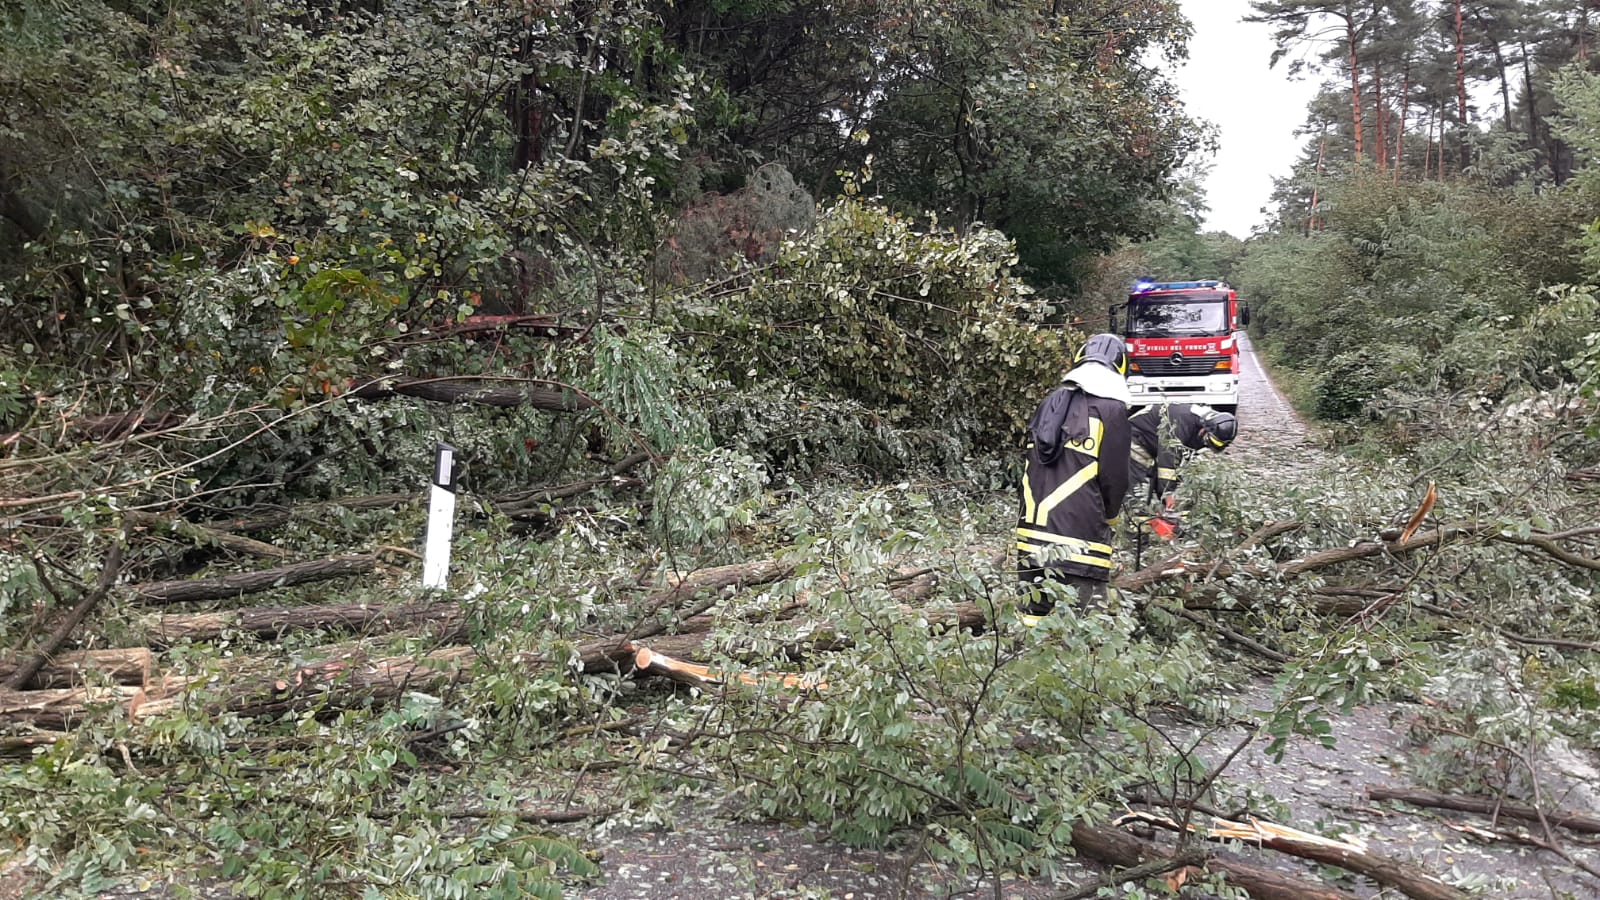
top-left (1017, 334), bottom-right (1132, 622)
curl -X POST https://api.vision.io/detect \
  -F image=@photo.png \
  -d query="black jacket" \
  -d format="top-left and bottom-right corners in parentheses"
top-left (1128, 403), bottom-right (1212, 505)
top-left (1017, 385), bottom-right (1131, 582)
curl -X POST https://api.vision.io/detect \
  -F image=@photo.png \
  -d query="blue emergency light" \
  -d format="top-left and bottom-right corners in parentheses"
top-left (1132, 279), bottom-right (1224, 292)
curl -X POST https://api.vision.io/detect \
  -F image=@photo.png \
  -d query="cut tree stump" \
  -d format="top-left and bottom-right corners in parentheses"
top-left (632, 646), bottom-right (823, 691)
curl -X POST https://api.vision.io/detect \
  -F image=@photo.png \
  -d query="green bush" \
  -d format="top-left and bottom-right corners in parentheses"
top-left (679, 197), bottom-right (1076, 459)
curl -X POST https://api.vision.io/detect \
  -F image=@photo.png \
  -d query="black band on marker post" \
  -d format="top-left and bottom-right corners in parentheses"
top-left (433, 442), bottom-right (457, 492)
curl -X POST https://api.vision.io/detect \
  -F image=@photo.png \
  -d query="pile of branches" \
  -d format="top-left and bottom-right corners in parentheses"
top-left (6, 477), bottom-right (1600, 898)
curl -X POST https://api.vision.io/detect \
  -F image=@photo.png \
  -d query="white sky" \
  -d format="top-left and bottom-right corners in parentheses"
top-left (1172, 1), bottom-right (1325, 238)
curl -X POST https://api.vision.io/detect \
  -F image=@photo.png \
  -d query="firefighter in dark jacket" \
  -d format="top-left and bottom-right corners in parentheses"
top-left (1017, 334), bottom-right (1132, 621)
top-left (1127, 403), bottom-right (1238, 508)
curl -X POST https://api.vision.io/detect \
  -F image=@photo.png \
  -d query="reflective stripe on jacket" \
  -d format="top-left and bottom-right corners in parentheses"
top-left (1017, 388), bottom-right (1130, 582)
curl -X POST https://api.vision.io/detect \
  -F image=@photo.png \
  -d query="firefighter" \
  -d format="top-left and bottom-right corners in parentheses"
top-left (1128, 403), bottom-right (1237, 505)
top-left (1017, 334), bottom-right (1132, 622)
top-left (1124, 404), bottom-right (1237, 544)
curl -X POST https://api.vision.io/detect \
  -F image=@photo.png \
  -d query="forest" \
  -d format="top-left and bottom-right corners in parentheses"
top-left (1, 0), bottom-right (1598, 898)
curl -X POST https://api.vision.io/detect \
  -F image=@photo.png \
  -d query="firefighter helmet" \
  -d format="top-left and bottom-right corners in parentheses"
top-left (1073, 333), bottom-right (1128, 376)
top-left (1199, 409), bottom-right (1238, 450)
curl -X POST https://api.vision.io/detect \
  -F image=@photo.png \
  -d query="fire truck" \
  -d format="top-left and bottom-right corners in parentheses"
top-left (1109, 279), bottom-right (1249, 413)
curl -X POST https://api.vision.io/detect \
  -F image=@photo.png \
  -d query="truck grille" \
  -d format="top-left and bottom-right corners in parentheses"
top-left (1137, 354), bottom-right (1227, 377)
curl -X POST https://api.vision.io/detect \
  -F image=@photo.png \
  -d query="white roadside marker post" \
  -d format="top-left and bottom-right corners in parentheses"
top-left (421, 442), bottom-right (458, 590)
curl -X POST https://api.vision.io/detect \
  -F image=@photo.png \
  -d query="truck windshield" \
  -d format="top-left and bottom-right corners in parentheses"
top-left (1126, 299), bottom-right (1229, 337)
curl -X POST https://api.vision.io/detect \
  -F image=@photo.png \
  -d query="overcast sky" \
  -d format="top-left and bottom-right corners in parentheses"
top-left (1172, 2), bottom-right (1324, 238)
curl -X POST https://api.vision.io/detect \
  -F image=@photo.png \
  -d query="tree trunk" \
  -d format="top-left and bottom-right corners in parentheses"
top-left (0, 648), bottom-right (152, 689)
top-left (1373, 57), bottom-right (1387, 171)
top-left (1455, 0), bottom-right (1470, 172)
top-left (204, 494), bottom-right (419, 535)
top-left (1583, 7), bottom-right (1590, 63)
top-left (1123, 811), bottom-right (1471, 900)
top-left (953, 87), bottom-right (984, 232)
top-left (1368, 785), bottom-right (1600, 836)
top-left (1347, 17), bottom-right (1365, 160)
top-left (1395, 59), bottom-right (1410, 180)
top-left (126, 511), bottom-right (291, 561)
top-left (1217, 819), bottom-right (1468, 900)
top-left (141, 555), bottom-right (797, 645)
top-left (1423, 109), bottom-right (1432, 179)
top-left (146, 601), bottom-right (467, 646)
top-left (0, 637), bottom-right (646, 731)
top-left (1310, 122), bottom-right (1328, 232)
top-left (1489, 36), bottom-right (1511, 130)
top-left (348, 376), bottom-right (596, 412)
top-left (129, 555), bottom-right (381, 605)
top-left (1067, 822), bottom-right (1358, 900)
top-left (508, 35), bottom-right (546, 172)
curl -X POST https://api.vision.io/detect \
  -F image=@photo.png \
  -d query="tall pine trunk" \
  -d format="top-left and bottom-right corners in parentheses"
top-left (1373, 58), bottom-right (1387, 171)
top-left (1347, 16), bottom-right (1365, 159)
top-left (1490, 41), bottom-right (1511, 130)
top-left (1455, 0), bottom-right (1469, 171)
top-left (1582, 7), bottom-right (1590, 63)
top-left (1310, 123), bottom-right (1328, 234)
top-left (1521, 40), bottom-right (1542, 176)
top-left (1394, 59), bottom-right (1410, 181)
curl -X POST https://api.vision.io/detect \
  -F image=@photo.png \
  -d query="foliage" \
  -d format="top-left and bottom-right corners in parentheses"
top-left (659, 0), bottom-right (1204, 291)
top-left (1236, 168), bottom-right (1595, 428)
top-left (609, 485), bottom-right (1234, 879)
top-left (1127, 166), bottom-right (1248, 286)
top-left (679, 196), bottom-right (1077, 457)
top-left (15, 0), bottom-right (1600, 896)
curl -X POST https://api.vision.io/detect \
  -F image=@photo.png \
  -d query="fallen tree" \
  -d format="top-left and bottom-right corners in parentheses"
top-left (140, 556), bottom-right (797, 645)
top-left (0, 556), bottom-right (958, 729)
top-left (0, 637), bottom-right (639, 731)
top-left (1115, 810), bottom-right (1470, 900)
top-left (346, 375), bottom-right (597, 412)
top-left (144, 601), bottom-right (466, 646)
top-left (0, 648), bottom-right (152, 689)
top-left (1368, 785), bottom-right (1600, 836)
top-left (125, 511), bottom-right (291, 561)
top-left (1067, 821), bottom-right (1357, 900)
top-left (128, 555), bottom-right (382, 605)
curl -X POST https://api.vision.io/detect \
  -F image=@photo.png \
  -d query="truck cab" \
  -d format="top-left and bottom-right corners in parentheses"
top-left (1110, 279), bottom-right (1248, 414)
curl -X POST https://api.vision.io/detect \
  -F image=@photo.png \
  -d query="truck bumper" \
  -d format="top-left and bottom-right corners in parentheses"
top-left (1126, 376), bottom-right (1239, 409)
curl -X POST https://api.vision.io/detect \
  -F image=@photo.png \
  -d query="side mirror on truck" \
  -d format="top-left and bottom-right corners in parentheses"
top-left (1107, 304), bottom-right (1121, 333)
top-left (1239, 304), bottom-right (1251, 327)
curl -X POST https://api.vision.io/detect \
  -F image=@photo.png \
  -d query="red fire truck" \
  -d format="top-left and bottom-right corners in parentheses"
top-left (1109, 280), bottom-right (1249, 413)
